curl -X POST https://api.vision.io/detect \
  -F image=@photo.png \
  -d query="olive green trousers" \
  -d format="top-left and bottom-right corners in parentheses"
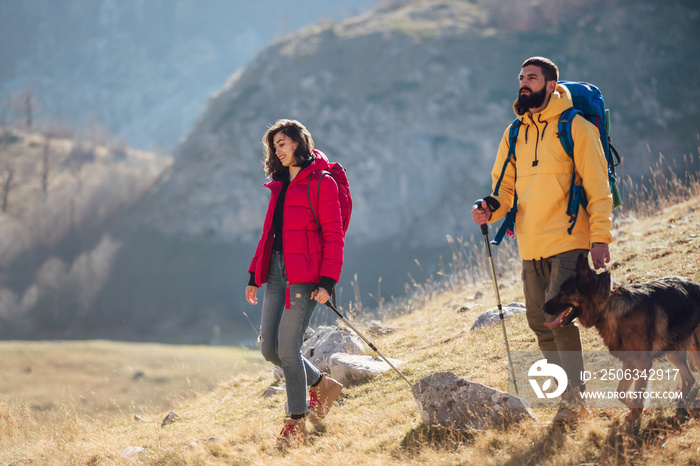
top-left (522, 249), bottom-right (589, 387)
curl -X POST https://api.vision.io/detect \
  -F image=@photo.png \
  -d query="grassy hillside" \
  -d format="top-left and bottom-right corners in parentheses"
top-left (1, 160), bottom-right (700, 464)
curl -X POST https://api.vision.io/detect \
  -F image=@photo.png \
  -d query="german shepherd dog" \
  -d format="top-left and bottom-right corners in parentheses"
top-left (543, 254), bottom-right (700, 422)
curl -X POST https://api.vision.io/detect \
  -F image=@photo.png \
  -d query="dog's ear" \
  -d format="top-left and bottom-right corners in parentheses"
top-left (575, 253), bottom-right (596, 292)
top-left (575, 253), bottom-right (591, 274)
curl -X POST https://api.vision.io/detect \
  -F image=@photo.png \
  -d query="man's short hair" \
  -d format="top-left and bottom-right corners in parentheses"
top-left (521, 56), bottom-right (559, 82)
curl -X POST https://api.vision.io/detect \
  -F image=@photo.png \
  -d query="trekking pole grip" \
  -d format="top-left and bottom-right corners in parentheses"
top-left (475, 200), bottom-right (490, 237)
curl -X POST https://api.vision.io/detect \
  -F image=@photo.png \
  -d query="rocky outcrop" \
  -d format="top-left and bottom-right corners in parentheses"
top-left (142, 0), bottom-right (700, 250)
top-left (100, 0), bottom-right (700, 341)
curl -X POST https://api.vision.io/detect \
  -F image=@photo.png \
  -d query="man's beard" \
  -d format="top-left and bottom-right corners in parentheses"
top-left (516, 86), bottom-right (547, 114)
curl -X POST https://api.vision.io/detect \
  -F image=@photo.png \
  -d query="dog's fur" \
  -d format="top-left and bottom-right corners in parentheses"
top-left (543, 254), bottom-right (700, 421)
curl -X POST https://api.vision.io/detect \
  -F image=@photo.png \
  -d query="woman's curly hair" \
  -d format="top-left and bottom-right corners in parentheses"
top-left (262, 119), bottom-right (315, 177)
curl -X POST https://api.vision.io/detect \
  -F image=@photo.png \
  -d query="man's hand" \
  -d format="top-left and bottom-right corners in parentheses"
top-left (471, 200), bottom-right (491, 225)
top-left (590, 243), bottom-right (610, 269)
top-left (311, 286), bottom-right (331, 304)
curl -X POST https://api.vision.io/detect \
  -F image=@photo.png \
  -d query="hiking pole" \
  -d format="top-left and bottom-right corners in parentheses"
top-left (324, 300), bottom-right (413, 389)
top-left (480, 223), bottom-right (519, 396)
top-left (242, 311), bottom-right (262, 343)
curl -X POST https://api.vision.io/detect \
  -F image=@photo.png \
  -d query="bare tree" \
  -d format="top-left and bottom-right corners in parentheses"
top-left (25, 92), bottom-right (33, 131)
top-left (1, 162), bottom-right (14, 213)
top-left (0, 128), bottom-right (14, 213)
top-left (42, 135), bottom-right (51, 196)
top-left (4, 88), bottom-right (38, 131)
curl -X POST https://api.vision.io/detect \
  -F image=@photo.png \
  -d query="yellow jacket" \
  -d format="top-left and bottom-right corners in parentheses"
top-left (488, 84), bottom-right (613, 260)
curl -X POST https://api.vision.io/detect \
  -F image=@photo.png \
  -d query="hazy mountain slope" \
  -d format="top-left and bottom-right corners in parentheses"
top-left (143, 0), bottom-right (700, 248)
top-left (99, 0), bottom-right (699, 342)
top-left (0, 0), bottom-right (374, 150)
top-left (3, 0), bottom-right (699, 341)
top-left (0, 127), bottom-right (171, 337)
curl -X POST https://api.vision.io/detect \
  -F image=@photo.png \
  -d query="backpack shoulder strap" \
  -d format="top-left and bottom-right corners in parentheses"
top-left (492, 118), bottom-right (521, 245)
top-left (557, 107), bottom-right (589, 234)
top-left (307, 170), bottom-right (328, 231)
top-left (494, 117), bottom-right (521, 196)
top-left (557, 107), bottom-right (582, 159)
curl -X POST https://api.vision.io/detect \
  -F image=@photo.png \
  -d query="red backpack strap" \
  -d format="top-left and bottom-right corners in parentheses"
top-left (307, 170), bottom-right (326, 231)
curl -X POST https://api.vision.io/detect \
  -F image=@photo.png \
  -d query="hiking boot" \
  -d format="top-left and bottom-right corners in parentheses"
top-left (275, 417), bottom-right (307, 450)
top-left (552, 384), bottom-right (587, 425)
top-left (308, 374), bottom-right (343, 424)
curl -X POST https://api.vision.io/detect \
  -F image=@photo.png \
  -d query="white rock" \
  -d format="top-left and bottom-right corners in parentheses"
top-left (120, 446), bottom-right (149, 456)
top-left (470, 302), bottom-right (526, 331)
top-left (301, 325), bottom-right (365, 373)
top-left (329, 353), bottom-right (404, 385)
top-left (263, 385), bottom-right (285, 398)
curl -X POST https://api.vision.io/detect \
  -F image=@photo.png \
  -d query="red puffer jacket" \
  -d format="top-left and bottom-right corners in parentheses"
top-left (248, 150), bottom-right (344, 287)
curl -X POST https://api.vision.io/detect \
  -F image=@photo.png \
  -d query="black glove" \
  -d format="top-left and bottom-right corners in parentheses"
top-left (473, 196), bottom-right (500, 213)
top-left (314, 276), bottom-right (336, 296)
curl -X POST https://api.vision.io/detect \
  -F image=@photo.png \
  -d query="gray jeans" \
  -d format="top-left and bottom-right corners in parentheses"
top-left (260, 251), bottom-right (322, 416)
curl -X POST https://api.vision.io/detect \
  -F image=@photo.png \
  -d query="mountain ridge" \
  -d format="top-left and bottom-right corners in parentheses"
top-left (140, 0), bottom-right (700, 248)
top-left (2, 0), bottom-right (699, 341)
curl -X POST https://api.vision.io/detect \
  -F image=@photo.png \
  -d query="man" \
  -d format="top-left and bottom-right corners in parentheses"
top-left (471, 56), bottom-right (613, 424)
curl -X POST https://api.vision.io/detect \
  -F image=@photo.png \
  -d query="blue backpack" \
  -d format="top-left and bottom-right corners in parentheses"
top-left (491, 81), bottom-right (622, 245)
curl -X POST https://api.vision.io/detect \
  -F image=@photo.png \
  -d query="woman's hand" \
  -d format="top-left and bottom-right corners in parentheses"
top-left (310, 286), bottom-right (331, 304)
top-left (245, 285), bottom-right (259, 305)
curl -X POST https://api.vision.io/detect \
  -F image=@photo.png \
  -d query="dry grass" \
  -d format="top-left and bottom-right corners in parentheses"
top-left (0, 341), bottom-right (267, 464)
top-left (2, 154), bottom-right (700, 464)
top-left (0, 340), bottom-right (265, 420)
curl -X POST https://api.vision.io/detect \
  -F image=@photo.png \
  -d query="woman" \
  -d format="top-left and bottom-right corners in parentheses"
top-left (245, 119), bottom-right (344, 449)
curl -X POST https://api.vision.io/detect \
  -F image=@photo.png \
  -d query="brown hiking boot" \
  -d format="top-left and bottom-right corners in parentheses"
top-left (552, 384), bottom-right (587, 425)
top-left (308, 374), bottom-right (343, 424)
top-left (275, 417), bottom-right (308, 450)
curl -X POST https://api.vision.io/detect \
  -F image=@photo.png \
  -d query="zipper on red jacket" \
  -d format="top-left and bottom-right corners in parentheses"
top-left (277, 179), bottom-right (292, 309)
top-left (281, 160), bottom-right (318, 309)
